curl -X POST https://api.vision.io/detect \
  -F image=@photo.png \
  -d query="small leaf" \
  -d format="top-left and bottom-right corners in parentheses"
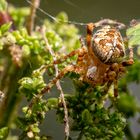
top-left (0, 0), bottom-right (7, 11)
top-left (128, 35), bottom-right (140, 46)
top-left (32, 127), bottom-right (40, 133)
top-left (0, 127), bottom-right (9, 139)
top-left (47, 98), bottom-right (58, 109)
top-left (127, 23), bottom-right (140, 46)
top-left (0, 22), bottom-right (12, 34)
top-left (22, 44), bottom-right (30, 57)
top-left (137, 46), bottom-right (140, 56)
top-left (117, 94), bottom-right (138, 117)
top-left (126, 24), bottom-right (140, 36)
top-left (82, 109), bottom-right (93, 125)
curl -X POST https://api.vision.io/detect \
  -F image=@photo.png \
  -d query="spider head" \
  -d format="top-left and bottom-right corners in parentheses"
top-left (92, 25), bottom-right (125, 64)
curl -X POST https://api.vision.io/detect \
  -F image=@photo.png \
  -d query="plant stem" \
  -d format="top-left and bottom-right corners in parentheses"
top-left (26, 0), bottom-right (40, 35)
top-left (41, 26), bottom-right (70, 138)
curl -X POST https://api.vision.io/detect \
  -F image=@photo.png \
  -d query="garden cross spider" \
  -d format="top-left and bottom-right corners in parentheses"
top-left (40, 19), bottom-right (134, 97)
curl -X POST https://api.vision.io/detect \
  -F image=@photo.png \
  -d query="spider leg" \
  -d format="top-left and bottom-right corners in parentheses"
top-left (36, 39), bottom-right (88, 96)
top-left (103, 80), bottom-right (118, 97)
top-left (94, 19), bottom-right (125, 29)
top-left (76, 38), bottom-right (88, 66)
top-left (39, 46), bottom-right (87, 72)
top-left (40, 65), bottom-right (83, 95)
top-left (86, 23), bottom-right (95, 53)
top-left (103, 64), bottom-right (119, 97)
top-left (54, 47), bottom-right (87, 65)
top-left (113, 79), bottom-right (118, 97)
top-left (122, 47), bottom-right (134, 66)
top-left (79, 36), bottom-right (86, 48)
top-left (103, 81), bottom-right (113, 95)
top-left (86, 23), bottom-right (99, 67)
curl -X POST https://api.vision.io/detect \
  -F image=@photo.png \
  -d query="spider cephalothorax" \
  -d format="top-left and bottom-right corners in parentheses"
top-left (38, 19), bottom-right (133, 97)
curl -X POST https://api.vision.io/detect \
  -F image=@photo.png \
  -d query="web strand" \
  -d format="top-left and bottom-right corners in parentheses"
top-left (26, 0), bottom-right (87, 26)
top-left (26, 0), bottom-right (126, 29)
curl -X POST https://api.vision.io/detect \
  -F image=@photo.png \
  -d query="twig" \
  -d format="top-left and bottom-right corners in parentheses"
top-left (26, 0), bottom-right (40, 35)
top-left (41, 26), bottom-right (70, 138)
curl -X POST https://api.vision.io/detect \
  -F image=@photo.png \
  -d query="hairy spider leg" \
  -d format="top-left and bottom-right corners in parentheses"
top-left (39, 46), bottom-right (87, 72)
top-left (29, 46), bottom-right (88, 108)
top-left (106, 68), bottom-right (118, 97)
top-left (102, 63), bottom-right (121, 97)
top-left (86, 23), bottom-right (102, 71)
top-left (86, 23), bottom-right (95, 65)
top-left (113, 79), bottom-right (118, 97)
top-left (122, 47), bottom-right (134, 66)
top-left (54, 47), bottom-right (87, 64)
top-left (40, 65), bottom-right (83, 95)
top-left (94, 19), bottom-right (125, 29)
top-left (76, 39), bottom-right (88, 66)
top-left (106, 62), bottom-right (129, 97)
top-left (106, 47), bottom-right (134, 97)
top-left (39, 40), bottom-right (88, 95)
top-left (104, 79), bottom-right (118, 97)
top-left (112, 53), bottom-right (134, 97)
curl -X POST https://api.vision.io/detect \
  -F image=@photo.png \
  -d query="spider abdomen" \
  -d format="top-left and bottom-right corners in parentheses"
top-left (92, 25), bottom-right (125, 64)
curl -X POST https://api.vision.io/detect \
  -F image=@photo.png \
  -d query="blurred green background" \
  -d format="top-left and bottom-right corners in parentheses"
top-left (7, 0), bottom-right (140, 139)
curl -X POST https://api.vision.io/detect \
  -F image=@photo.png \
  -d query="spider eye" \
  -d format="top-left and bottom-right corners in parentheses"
top-left (92, 26), bottom-right (125, 64)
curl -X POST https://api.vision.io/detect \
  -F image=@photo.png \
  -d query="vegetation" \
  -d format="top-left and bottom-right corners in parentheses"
top-left (0, 0), bottom-right (140, 140)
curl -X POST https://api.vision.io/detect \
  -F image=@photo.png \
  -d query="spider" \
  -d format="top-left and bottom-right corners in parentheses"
top-left (40, 19), bottom-right (134, 97)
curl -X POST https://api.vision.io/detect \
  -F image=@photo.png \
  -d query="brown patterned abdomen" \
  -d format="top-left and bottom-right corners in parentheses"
top-left (92, 26), bottom-right (125, 64)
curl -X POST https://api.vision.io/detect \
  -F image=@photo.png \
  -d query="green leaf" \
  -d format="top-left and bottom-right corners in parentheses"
top-left (46, 98), bottom-right (58, 109)
top-left (126, 24), bottom-right (140, 36)
top-left (117, 94), bottom-right (138, 117)
top-left (0, 22), bottom-right (12, 34)
top-left (126, 23), bottom-right (140, 46)
top-left (56, 12), bottom-right (68, 22)
top-left (82, 109), bottom-right (93, 125)
top-left (32, 126), bottom-right (40, 133)
top-left (0, 0), bottom-right (7, 11)
top-left (128, 35), bottom-right (140, 46)
top-left (0, 127), bottom-right (9, 140)
top-left (9, 7), bottom-right (30, 28)
top-left (22, 44), bottom-right (30, 57)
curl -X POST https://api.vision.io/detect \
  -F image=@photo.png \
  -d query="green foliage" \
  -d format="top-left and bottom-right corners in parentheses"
top-left (56, 86), bottom-right (126, 139)
top-left (0, 22), bottom-right (12, 35)
top-left (0, 127), bottom-right (9, 140)
top-left (9, 6), bottom-right (30, 28)
top-left (44, 12), bottom-right (80, 53)
top-left (19, 70), bottom-right (46, 101)
top-left (117, 94), bottom-right (138, 117)
top-left (125, 60), bottom-right (140, 83)
top-left (0, 0), bottom-right (7, 11)
top-left (127, 23), bottom-right (140, 46)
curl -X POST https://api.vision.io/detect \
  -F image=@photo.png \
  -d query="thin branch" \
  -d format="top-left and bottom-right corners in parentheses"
top-left (41, 26), bottom-right (70, 138)
top-left (26, 0), bottom-right (40, 35)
